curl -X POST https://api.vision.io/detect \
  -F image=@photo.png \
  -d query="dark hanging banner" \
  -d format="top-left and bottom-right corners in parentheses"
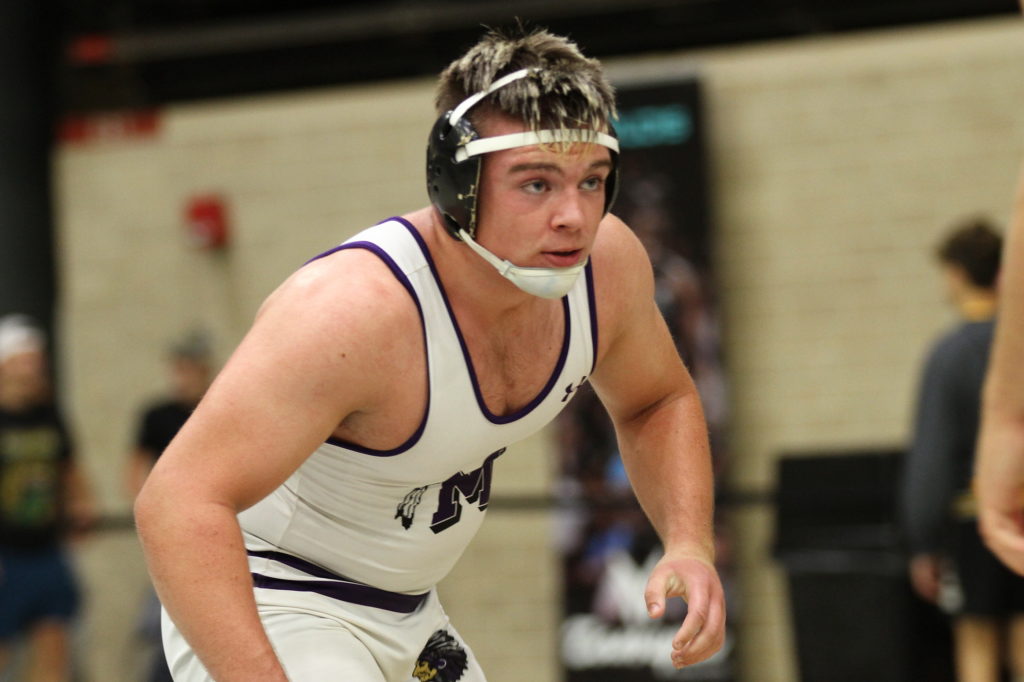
top-left (556, 75), bottom-right (736, 682)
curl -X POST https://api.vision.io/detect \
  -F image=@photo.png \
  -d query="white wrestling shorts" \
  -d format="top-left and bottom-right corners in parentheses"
top-left (161, 550), bottom-right (486, 682)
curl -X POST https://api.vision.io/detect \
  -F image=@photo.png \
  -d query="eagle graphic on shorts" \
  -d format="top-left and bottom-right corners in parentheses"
top-left (412, 630), bottom-right (468, 682)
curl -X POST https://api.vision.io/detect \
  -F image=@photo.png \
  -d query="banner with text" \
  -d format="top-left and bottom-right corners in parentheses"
top-left (556, 75), bottom-right (736, 682)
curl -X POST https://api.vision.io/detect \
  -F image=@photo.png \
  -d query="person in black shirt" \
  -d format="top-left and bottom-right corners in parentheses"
top-left (126, 331), bottom-right (213, 498)
top-left (126, 329), bottom-right (212, 679)
top-left (0, 315), bottom-right (94, 682)
top-left (902, 222), bottom-right (1024, 682)
top-left (126, 331), bottom-right (212, 682)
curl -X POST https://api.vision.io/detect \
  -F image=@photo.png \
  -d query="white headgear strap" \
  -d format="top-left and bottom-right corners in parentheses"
top-left (449, 68), bottom-right (619, 162)
top-left (455, 129), bottom-right (619, 163)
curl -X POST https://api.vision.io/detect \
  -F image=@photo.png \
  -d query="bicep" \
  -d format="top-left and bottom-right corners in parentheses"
top-left (591, 297), bottom-right (694, 427)
top-left (587, 222), bottom-right (696, 426)
top-left (145, 283), bottom-right (376, 512)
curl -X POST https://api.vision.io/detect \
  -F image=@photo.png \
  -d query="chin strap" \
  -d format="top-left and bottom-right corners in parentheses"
top-left (457, 228), bottom-right (587, 300)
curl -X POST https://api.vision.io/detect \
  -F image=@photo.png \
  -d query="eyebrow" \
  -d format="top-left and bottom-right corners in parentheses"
top-left (508, 159), bottom-right (614, 175)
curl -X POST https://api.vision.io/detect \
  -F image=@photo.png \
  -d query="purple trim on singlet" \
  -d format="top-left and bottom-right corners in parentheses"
top-left (301, 239), bottom-right (430, 457)
top-left (584, 261), bottom-right (599, 374)
top-left (389, 217), bottom-right (572, 425)
top-left (248, 550), bottom-right (428, 613)
top-left (303, 243), bottom-right (349, 266)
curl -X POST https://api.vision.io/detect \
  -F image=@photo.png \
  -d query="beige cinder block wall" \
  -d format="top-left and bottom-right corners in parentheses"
top-left (690, 17), bottom-right (1024, 681)
top-left (55, 15), bottom-right (1024, 682)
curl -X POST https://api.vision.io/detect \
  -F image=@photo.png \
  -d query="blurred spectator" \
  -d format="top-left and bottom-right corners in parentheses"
top-left (126, 329), bottom-right (213, 682)
top-left (0, 314), bottom-right (95, 682)
top-left (126, 331), bottom-right (213, 498)
top-left (901, 220), bottom-right (1024, 682)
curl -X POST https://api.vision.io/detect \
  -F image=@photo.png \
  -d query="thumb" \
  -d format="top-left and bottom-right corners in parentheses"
top-left (644, 566), bottom-right (669, 618)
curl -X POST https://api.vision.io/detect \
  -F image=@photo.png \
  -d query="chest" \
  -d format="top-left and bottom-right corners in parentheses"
top-left (458, 303), bottom-right (567, 417)
top-left (466, 333), bottom-right (563, 416)
top-left (333, 299), bottom-right (571, 452)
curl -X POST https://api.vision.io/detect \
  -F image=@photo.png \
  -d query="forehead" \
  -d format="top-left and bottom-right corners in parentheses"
top-left (475, 113), bottom-right (613, 170)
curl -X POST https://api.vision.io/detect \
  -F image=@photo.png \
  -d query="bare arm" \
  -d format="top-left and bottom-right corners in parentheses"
top-left (589, 217), bottom-right (724, 669)
top-left (134, 252), bottom-right (409, 680)
top-left (976, 161), bottom-right (1024, 573)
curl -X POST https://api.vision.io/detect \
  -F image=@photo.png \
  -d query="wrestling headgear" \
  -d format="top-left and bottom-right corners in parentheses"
top-left (425, 68), bottom-right (620, 299)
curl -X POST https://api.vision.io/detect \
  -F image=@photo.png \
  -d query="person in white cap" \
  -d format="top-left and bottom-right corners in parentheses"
top-left (136, 26), bottom-right (724, 681)
top-left (0, 315), bottom-right (94, 681)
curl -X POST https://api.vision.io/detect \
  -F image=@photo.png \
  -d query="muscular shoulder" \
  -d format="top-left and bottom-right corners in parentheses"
top-left (269, 247), bottom-right (416, 327)
top-left (589, 213), bottom-right (655, 361)
top-left (244, 247), bottom-right (422, 407)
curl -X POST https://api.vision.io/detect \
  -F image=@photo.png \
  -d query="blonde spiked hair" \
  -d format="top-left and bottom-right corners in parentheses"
top-left (435, 27), bottom-right (617, 135)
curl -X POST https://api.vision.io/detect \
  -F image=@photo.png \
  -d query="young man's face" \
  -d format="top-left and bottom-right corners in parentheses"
top-left (473, 114), bottom-right (614, 269)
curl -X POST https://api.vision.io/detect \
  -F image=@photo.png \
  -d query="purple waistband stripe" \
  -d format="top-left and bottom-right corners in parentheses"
top-left (247, 549), bottom-right (345, 581)
top-left (247, 550), bottom-right (428, 614)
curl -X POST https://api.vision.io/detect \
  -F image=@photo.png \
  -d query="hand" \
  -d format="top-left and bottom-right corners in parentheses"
top-left (644, 552), bottom-right (726, 669)
top-left (908, 554), bottom-right (941, 603)
top-left (974, 416), bottom-right (1024, 575)
top-left (978, 504), bottom-right (1024, 575)
top-left (976, 455), bottom-right (1024, 575)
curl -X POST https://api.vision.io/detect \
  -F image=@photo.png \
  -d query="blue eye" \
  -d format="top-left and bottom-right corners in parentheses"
top-left (581, 177), bottom-right (603, 191)
top-left (523, 180), bottom-right (548, 194)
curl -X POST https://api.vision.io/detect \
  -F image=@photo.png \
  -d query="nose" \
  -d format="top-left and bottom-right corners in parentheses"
top-left (552, 188), bottom-right (588, 231)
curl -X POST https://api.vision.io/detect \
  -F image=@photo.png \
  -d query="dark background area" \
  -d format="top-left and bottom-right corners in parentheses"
top-left (1, 0), bottom-right (1019, 350)
top-left (54, 0), bottom-right (1020, 113)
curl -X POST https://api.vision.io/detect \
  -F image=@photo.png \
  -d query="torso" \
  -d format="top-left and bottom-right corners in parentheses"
top-left (238, 216), bottom-right (599, 592)
top-left (0, 403), bottom-right (72, 548)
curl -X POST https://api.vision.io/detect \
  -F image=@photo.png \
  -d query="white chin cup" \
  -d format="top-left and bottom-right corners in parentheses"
top-left (458, 229), bottom-right (585, 300)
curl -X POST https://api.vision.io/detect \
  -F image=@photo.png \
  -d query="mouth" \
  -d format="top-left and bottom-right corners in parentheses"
top-left (541, 249), bottom-right (584, 268)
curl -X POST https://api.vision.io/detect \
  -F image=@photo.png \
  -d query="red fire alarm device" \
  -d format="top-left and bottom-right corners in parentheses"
top-left (185, 195), bottom-right (230, 250)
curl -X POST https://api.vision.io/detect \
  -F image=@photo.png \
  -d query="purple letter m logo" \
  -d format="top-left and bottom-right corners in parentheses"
top-left (429, 448), bottom-right (505, 534)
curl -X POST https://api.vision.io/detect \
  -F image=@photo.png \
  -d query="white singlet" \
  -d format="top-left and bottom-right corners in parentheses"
top-left (238, 216), bottom-right (597, 597)
top-left (164, 217), bottom-right (598, 681)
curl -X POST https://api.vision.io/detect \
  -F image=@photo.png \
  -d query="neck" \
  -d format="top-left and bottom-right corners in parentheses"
top-left (957, 291), bottom-right (997, 321)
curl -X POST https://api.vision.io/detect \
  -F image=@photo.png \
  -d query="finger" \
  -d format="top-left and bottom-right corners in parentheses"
top-left (674, 592), bottom-right (726, 667)
top-left (981, 512), bottom-right (1024, 575)
top-left (980, 510), bottom-right (1024, 554)
top-left (644, 567), bottom-right (672, 618)
top-left (670, 585), bottom-right (709, 652)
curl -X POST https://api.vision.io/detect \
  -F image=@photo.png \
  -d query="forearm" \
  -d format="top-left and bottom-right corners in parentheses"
top-left (900, 450), bottom-right (955, 555)
top-left (615, 388), bottom-right (715, 561)
top-left (902, 382), bottom-right (959, 554)
top-left (976, 401), bottom-right (1024, 507)
top-left (985, 168), bottom-right (1024, 418)
top-left (975, 163), bottom-right (1024, 504)
top-left (135, 488), bottom-right (288, 682)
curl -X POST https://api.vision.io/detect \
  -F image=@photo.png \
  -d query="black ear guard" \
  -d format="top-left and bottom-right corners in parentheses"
top-left (426, 112), bottom-right (484, 240)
